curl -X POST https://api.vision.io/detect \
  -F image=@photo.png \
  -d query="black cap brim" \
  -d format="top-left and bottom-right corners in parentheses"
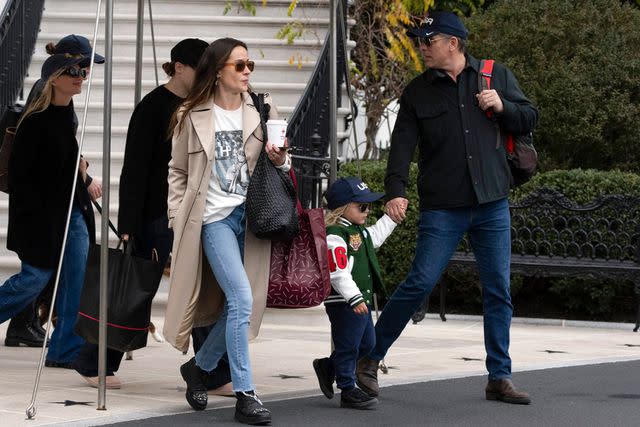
top-left (79, 53), bottom-right (105, 68)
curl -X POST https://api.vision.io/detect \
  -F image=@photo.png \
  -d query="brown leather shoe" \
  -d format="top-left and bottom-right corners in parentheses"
top-left (356, 356), bottom-right (379, 397)
top-left (485, 379), bottom-right (531, 404)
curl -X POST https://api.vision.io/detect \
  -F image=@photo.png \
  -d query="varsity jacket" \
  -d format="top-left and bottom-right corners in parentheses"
top-left (325, 214), bottom-right (397, 307)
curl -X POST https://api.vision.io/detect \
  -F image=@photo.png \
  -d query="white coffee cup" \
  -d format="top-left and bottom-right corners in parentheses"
top-left (266, 119), bottom-right (288, 148)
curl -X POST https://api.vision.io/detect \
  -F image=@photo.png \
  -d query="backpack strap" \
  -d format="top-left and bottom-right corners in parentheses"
top-left (478, 59), bottom-right (494, 91)
top-left (478, 59), bottom-right (495, 119)
top-left (479, 59), bottom-right (509, 151)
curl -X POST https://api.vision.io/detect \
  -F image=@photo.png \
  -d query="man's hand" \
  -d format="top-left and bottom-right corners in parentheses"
top-left (87, 180), bottom-right (102, 201)
top-left (385, 197), bottom-right (408, 223)
top-left (353, 302), bottom-right (368, 315)
top-left (476, 89), bottom-right (504, 114)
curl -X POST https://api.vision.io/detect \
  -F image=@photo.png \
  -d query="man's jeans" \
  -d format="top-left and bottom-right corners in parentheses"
top-left (0, 207), bottom-right (89, 362)
top-left (370, 198), bottom-right (513, 380)
top-left (196, 204), bottom-right (254, 392)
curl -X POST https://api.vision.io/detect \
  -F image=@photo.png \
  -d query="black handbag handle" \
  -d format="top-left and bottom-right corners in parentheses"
top-left (91, 200), bottom-right (119, 237)
top-left (250, 92), bottom-right (269, 147)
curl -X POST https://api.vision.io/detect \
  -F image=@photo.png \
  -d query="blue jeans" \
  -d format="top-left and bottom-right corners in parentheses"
top-left (196, 204), bottom-right (254, 392)
top-left (326, 304), bottom-right (375, 391)
top-left (370, 198), bottom-right (513, 380)
top-left (0, 207), bottom-right (89, 362)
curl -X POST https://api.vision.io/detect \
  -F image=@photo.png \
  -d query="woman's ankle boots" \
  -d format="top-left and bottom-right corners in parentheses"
top-left (180, 357), bottom-right (208, 410)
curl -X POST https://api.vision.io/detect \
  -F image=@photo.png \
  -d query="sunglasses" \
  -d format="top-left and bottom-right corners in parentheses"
top-left (416, 36), bottom-right (449, 47)
top-left (224, 59), bottom-right (255, 72)
top-left (358, 203), bottom-right (371, 213)
top-left (62, 67), bottom-right (87, 78)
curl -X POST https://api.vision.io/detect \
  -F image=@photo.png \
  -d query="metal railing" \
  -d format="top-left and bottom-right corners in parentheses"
top-left (286, 0), bottom-right (351, 209)
top-left (0, 0), bottom-right (45, 120)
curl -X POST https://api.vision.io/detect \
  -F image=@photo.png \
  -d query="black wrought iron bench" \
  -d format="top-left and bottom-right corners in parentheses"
top-left (411, 188), bottom-right (640, 331)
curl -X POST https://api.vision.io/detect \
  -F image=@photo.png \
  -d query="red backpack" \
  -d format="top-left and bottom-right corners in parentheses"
top-left (478, 59), bottom-right (537, 186)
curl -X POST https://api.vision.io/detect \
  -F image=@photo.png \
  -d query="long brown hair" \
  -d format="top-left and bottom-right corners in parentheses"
top-left (170, 37), bottom-right (248, 134)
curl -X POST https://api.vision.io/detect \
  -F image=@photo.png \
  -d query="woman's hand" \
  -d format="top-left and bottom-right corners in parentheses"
top-left (87, 179), bottom-right (102, 201)
top-left (79, 157), bottom-right (88, 181)
top-left (265, 137), bottom-right (289, 166)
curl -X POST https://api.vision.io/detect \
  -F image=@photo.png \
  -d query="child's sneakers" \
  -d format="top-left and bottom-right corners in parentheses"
top-left (312, 358), bottom-right (335, 399)
top-left (340, 387), bottom-right (378, 410)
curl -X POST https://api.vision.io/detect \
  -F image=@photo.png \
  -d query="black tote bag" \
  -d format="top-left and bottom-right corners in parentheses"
top-left (75, 240), bottom-right (164, 352)
top-left (245, 92), bottom-right (299, 241)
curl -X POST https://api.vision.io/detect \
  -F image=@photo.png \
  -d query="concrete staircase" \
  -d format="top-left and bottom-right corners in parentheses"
top-left (0, 0), bottom-right (353, 276)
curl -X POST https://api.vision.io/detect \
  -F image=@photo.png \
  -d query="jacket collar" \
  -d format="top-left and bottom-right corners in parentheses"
top-left (188, 92), bottom-right (263, 159)
top-left (338, 217), bottom-right (352, 227)
top-left (423, 53), bottom-right (479, 84)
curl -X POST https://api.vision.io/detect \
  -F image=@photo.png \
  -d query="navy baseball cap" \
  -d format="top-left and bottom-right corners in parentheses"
top-left (54, 34), bottom-right (105, 65)
top-left (41, 54), bottom-right (85, 80)
top-left (407, 11), bottom-right (469, 40)
top-left (325, 177), bottom-right (384, 210)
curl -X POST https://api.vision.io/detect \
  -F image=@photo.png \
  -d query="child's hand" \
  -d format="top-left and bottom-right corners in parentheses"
top-left (353, 302), bottom-right (368, 315)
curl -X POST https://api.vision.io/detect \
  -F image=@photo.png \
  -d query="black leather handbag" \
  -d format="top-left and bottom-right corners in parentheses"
top-left (245, 93), bottom-right (299, 241)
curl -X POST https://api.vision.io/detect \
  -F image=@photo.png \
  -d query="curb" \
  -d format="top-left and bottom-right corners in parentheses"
top-left (153, 291), bottom-right (637, 331)
top-left (419, 313), bottom-right (637, 331)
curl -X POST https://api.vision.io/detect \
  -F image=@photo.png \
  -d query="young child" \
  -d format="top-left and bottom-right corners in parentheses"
top-left (313, 177), bottom-right (399, 409)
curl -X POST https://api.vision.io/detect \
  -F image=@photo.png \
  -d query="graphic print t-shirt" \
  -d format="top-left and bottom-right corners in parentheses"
top-left (203, 104), bottom-right (247, 224)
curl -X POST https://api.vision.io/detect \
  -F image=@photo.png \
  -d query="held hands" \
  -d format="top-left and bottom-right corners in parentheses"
top-left (353, 302), bottom-right (368, 315)
top-left (265, 137), bottom-right (289, 166)
top-left (385, 197), bottom-right (409, 224)
top-left (476, 89), bottom-right (504, 114)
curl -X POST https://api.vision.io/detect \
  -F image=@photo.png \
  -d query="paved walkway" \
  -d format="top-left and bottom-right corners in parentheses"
top-left (1, 301), bottom-right (639, 426)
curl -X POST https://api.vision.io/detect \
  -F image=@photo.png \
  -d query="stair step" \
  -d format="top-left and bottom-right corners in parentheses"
top-left (47, 0), bottom-right (332, 18)
top-left (40, 12), bottom-right (343, 38)
top-left (34, 33), bottom-right (329, 61)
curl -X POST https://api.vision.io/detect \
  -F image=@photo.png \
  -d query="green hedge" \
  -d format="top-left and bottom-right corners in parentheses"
top-left (338, 161), bottom-right (640, 321)
top-left (464, 0), bottom-right (640, 173)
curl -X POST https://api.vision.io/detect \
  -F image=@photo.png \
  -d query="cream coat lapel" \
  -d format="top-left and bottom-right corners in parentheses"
top-left (189, 98), bottom-right (216, 160)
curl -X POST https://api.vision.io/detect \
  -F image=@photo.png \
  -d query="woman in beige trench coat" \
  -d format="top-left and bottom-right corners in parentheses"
top-left (164, 38), bottom-right (289, 424)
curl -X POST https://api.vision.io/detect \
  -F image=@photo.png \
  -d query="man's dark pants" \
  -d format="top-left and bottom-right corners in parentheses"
top-left (369, 198), bottom-right (513, 380)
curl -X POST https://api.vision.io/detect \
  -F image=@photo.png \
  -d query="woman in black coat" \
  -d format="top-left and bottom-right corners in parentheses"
top-left (0, 54), bottom-right (95, 367)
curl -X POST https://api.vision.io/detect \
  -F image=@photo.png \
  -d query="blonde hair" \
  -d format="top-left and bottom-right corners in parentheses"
top-left (324, 204), bottom-right (349, 226)
top-left (17, 69), bottom-right (68, 128)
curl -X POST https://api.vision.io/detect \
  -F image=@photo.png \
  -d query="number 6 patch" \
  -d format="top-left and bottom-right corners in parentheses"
top-left (327, 246), bottom-right (348, 272)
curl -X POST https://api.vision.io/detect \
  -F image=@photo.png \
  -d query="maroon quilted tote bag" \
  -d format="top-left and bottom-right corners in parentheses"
top-left (267, 171), bottom-right (331, 308)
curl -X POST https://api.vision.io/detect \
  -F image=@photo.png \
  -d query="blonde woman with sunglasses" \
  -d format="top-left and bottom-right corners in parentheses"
top-left (164, 37), bottom-right (290, 424)
top-left (0, 54), bottom-right (94, 369)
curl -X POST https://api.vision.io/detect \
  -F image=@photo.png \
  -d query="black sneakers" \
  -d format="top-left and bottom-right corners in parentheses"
top-left (235, 391), bottom-right (271, 425)
top-left (340, 387), bottom-right (378, 410)
top-left (312, 358), bottom-right (335, 399)
top-left (180, 357), bottom-right (208, 411)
